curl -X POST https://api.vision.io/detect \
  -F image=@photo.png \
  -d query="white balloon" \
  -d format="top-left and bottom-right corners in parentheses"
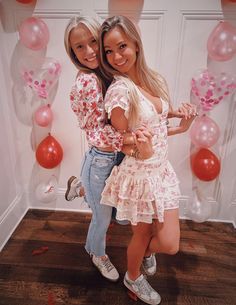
top-left (35, 175), bottom-right (58, 203)
top-left (187, 188), bottom-right (213, 223)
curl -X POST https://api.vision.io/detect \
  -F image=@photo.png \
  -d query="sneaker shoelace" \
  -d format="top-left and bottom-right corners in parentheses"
top-left (136, 275), bottom-right (154, 295)
top-left (102, 257), bottom-right (114, 272)
top-left (75, 182), bottom-right (81, 188)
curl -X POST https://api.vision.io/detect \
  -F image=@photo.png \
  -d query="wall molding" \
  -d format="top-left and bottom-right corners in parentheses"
top-left (33, 10), bottom-right (83, 19)
top-left (174, 10), bottom-right (224, 103)
top-left (95, 9), bottom-right (166, 20)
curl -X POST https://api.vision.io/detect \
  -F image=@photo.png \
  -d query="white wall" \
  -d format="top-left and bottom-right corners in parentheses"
top-left (0, 8), bottom-right (29, 251)
top-left (0, 0), bottom-right (235, 250)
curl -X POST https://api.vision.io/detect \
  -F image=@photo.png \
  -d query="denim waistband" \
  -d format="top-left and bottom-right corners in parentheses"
top-left (90, 146), bottom-right (117, 157)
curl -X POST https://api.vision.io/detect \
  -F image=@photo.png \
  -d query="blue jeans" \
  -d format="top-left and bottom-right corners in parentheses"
top-left (80, 147), bottom-right (124, 256)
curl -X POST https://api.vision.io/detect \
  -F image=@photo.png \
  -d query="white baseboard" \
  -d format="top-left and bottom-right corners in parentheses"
top-left (180, 215), bottom-right (236, 228)
top-left (28, 188), bottom-right (91, 213)
top-left (0, 193), bottom-right (28, 252)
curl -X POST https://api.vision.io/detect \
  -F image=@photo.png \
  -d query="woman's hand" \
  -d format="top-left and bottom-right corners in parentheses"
top-left (135, 125), bottom-right (154, 142)
top-left (121, 125), bottom-right (153, 145)
top-left (134, 127), bottom-right (154, 159)
top-left (168, 103), bottom-right (198, 119)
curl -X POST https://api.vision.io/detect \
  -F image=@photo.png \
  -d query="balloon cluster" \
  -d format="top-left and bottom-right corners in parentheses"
top-left (188, 18), bottom-right (236, 222)
top-left (16, 14), bottom-right (63, 202)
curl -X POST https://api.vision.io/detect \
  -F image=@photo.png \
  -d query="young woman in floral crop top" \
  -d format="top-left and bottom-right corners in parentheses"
top-left (63, 16), bottom-right (153, 283)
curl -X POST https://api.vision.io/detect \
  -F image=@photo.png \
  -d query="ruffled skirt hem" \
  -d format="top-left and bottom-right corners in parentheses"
top-left (101, 195), bottom-right (179, 225)
top-left (101, 160), bottom-right (180, 224)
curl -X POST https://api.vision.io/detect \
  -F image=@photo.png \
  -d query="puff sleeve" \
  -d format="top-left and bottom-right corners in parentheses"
top-left (104, 78), bottom-right (130, 119)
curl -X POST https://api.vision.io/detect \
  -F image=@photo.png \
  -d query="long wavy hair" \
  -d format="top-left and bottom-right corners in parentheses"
top-left (64, 16), bottom-right (109, 95)
top-left (99, 15), bottom-right (170, 126)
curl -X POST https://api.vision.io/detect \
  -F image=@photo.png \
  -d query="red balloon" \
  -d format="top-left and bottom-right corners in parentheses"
top-left (36, 134), bottom-right (63, 169)
top-left (16, 0), bottom-right (33, 3)
top-left (190, 148), bottom-right (220, 181)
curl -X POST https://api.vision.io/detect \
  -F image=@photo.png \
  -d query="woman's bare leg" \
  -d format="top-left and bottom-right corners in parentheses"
top-left (145, 209), bottom-right (180, 256)
top-left (127, 222), bottom-right (152, 280)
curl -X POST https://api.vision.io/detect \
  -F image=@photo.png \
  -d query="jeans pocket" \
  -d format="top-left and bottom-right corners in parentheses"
top-left (91, 156), bottom-right (115, 188)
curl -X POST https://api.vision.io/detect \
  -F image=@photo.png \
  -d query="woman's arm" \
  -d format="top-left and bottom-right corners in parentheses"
top-left (70, 73), bottom-right (134, 151)
top-left (167, 103), bottom-right (197, 136)
top-left (111, 107), bottom-right (153, 159)
top-left (167, 115), bottom-right (196, 136)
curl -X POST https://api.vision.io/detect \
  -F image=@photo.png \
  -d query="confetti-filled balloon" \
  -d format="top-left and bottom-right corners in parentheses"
top-left (22, 57), bottom-right (61, 99)
top-left (191, 69), bottom-right (236, 111)
top-left (19, 17), bottom-right (49, 50)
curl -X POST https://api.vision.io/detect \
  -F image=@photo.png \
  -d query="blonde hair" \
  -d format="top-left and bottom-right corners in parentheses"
top-left (64, 16), bottom-right (108, 94)
top-left (99, 15), bottom-right (170, 126)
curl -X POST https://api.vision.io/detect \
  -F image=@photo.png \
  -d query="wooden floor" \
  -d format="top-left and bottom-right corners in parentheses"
top-left (0, 210), bottom-right (235, 305)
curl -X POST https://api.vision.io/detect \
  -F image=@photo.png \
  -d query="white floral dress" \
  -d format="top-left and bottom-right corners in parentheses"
top-left (101, 77), bottom-right (180, 225)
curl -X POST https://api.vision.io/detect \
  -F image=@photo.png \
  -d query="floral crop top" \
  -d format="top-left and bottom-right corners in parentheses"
top-left (70, 71), bottom-right (123, 151)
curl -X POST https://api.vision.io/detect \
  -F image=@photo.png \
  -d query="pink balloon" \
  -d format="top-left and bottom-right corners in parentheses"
top-left (207, 21), bottom-right (236, 62)
top-left (190, 114), bottom-right (220, 148)
top-left (19, 17), bottom-right (49, 50)
top-left (34, 104), bottom-right (53, 127)
top-left (22, 57), bottom-right (61, 99)
top-left (191, 68), bottom-right (236, 111)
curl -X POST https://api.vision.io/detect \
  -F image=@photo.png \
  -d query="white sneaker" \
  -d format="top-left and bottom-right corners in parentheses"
top-left (65, 176), bottom-right (82, 201)
top-left (92, 254), bottom-right (119, 282)
top-left (124, 272), bottom-right (161, 305)
top-left (142, 254), bottom-right (157, 276)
